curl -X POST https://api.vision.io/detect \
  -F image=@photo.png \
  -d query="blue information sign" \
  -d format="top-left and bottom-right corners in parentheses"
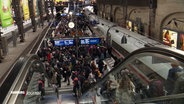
top-left (54, 39), bottom-right (74, 46)
top-left (80, 38), bottom-right (101, 45)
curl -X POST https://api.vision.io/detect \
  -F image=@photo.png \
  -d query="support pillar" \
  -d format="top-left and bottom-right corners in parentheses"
top-left (38, 0), bottom-right (44, 27)
top-left (110, 5), bottom-right (113, 22)
top-left (12, 0), bottom-right (25, 42)
top-left (122, 0), bottom-right (128, 28)
top-left (1, 37), bottom-right (8, 56)
top-left (149, 8), bottom-right (156, 38)
top-left (44, 0), bottom-right (50, 22)
top-left (50, 0), bottom-right (54, 18)
top-left (12, 31), bottom-right (17, 47)
top-left (0, 30), bottom-right (4, 62)
top-left (28, 0), bottom-right (37, 32)
top-left (148, 0), bottom-right (157, 37)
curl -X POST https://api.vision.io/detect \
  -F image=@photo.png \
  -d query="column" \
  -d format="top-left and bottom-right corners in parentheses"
top-left (12, 0), bottom-right (25, 42)
top-left (44, 0), bottom-right (50, 22)
top-left (28, 0), bottom-right (37, 32)
top-left (122, 0), bottom-right (128, 28)
top-left (38, 0), bottom-right (44, 27)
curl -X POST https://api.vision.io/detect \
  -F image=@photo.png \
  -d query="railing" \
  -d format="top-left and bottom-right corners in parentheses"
top-left (3, 55), bottom-right (45, 104)
top-left (1, 18), bottom-right (55, 104)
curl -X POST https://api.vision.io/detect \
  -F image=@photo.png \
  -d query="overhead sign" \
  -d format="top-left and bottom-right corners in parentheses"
top-left (54, 39), bottom-right (74, 46)
top-left (79, 37), bottom-right (101, 45)
top-left (61, 13), bottom-right (67, 16)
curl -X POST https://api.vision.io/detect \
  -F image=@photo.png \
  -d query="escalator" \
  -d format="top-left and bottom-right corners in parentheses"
top-left (1, 55), bottom-right (78, 104)
top-left (40, 79), bottom-right (77, 104)
top-left (2, 55), bottom-right (45, 104)
top-left (0, 56), bottom-right (28, 103)
top-left (78, 47), bottom-right (184, 104)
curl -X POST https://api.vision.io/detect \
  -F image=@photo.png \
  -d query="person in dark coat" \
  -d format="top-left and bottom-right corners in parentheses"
top-left (38, 79), bottom-right (45, 99)
top-left (56, 73), bottom-right (62, 87)
top-left (98, 59), bottom-right (104, 74)
top-left (166, 63), bottom-right (182, 94)
top-left (65, 67), bottom-right (71, 85)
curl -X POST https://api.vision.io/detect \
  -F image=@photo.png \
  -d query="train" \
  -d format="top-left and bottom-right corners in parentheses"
top-left (81, 9), bottom-right (184, 104)
top-left (83, 9), bottom-right (184, 82)
top-left (84, 9), bottom-right (171, 58)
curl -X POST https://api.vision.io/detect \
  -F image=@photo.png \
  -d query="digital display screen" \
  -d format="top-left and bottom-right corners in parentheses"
top-left (54, 39), bottom-right (74, 46)
top-left (79, 38), bottom-right (101, 45)
top-left (61, 13), bottom-right (67, 16)
top-left (76, 13), bottom-right (82, 16)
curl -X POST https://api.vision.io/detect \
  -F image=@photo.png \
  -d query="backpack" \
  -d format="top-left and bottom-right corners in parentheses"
top-left (149, 80), bottom-right (164, 97)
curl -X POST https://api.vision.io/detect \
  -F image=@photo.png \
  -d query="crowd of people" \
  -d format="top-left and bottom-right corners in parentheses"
top-left (37, 14), bottom-right (116, 97)
top-left (38, 42), bottom-right (111, 96)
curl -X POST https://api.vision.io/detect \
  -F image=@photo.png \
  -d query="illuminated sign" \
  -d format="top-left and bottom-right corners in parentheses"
top-left (79, 37), bottom-right (101, 45)
top-left (61, 13), bottom-right (67, 16)
top-left (54, 39), bottom-right (74, 46)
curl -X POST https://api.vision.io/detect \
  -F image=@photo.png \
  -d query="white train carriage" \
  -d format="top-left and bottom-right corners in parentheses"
top-left (84, 10), bottom-right (184, 83)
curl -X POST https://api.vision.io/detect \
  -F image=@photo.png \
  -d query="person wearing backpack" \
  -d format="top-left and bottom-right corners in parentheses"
top-left (148, 76), bottom-right (164, 97)
top-left (73, 77), bottom-right (79, 97)
top-left (166, 63), bottom-right (182, 94)
top-left (38, 79), bottom-right (45, 100)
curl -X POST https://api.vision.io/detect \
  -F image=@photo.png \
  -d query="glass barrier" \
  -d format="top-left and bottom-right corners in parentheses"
top-left (80, 48), bottom-right (184, 104)
top-left (23, 60), bottom-right (45, 104)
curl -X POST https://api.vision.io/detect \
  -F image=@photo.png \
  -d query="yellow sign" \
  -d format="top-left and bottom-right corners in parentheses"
top-left (22, 0), bottom-right (30, 20)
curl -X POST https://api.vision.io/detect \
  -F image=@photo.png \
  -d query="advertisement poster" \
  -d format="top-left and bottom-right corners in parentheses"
top-left (0, 0), bottom-right (13, 28)
top-left (162, 29), bottom-right (178, 48)
top-left (22, 0), bottom-right (30, 20)
top-left (178, 33), bottom-right (184, 51)
top-left (33, 0), bottom-right (39, 17)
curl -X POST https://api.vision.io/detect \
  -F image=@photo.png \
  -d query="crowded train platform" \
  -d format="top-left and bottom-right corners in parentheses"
top-left (1, 0), bottom-right (184, 104)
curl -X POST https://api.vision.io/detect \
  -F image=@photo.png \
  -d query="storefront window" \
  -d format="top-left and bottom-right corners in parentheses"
top-left (134, 24), bottom-right (138, 33)
top-left (126, 20), bottom-right (133, 31)
top-left (162, 29), bottom-right (178, 48)
top-left (178, 33), bottom-right (184, 51)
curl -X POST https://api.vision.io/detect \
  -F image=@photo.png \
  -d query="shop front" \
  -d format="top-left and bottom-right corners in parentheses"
top-left (178, 33), bottom-right (184, 51)
top-left (126, 20), bottom-right (143, 34)
top-left (162, 29), bottom-right (184, 51)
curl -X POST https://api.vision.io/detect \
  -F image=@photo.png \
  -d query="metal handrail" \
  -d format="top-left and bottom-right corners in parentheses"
top-left (3, 55), bottom-right (43, 104)
top-left (80, 47), bottom-right (184, 102)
